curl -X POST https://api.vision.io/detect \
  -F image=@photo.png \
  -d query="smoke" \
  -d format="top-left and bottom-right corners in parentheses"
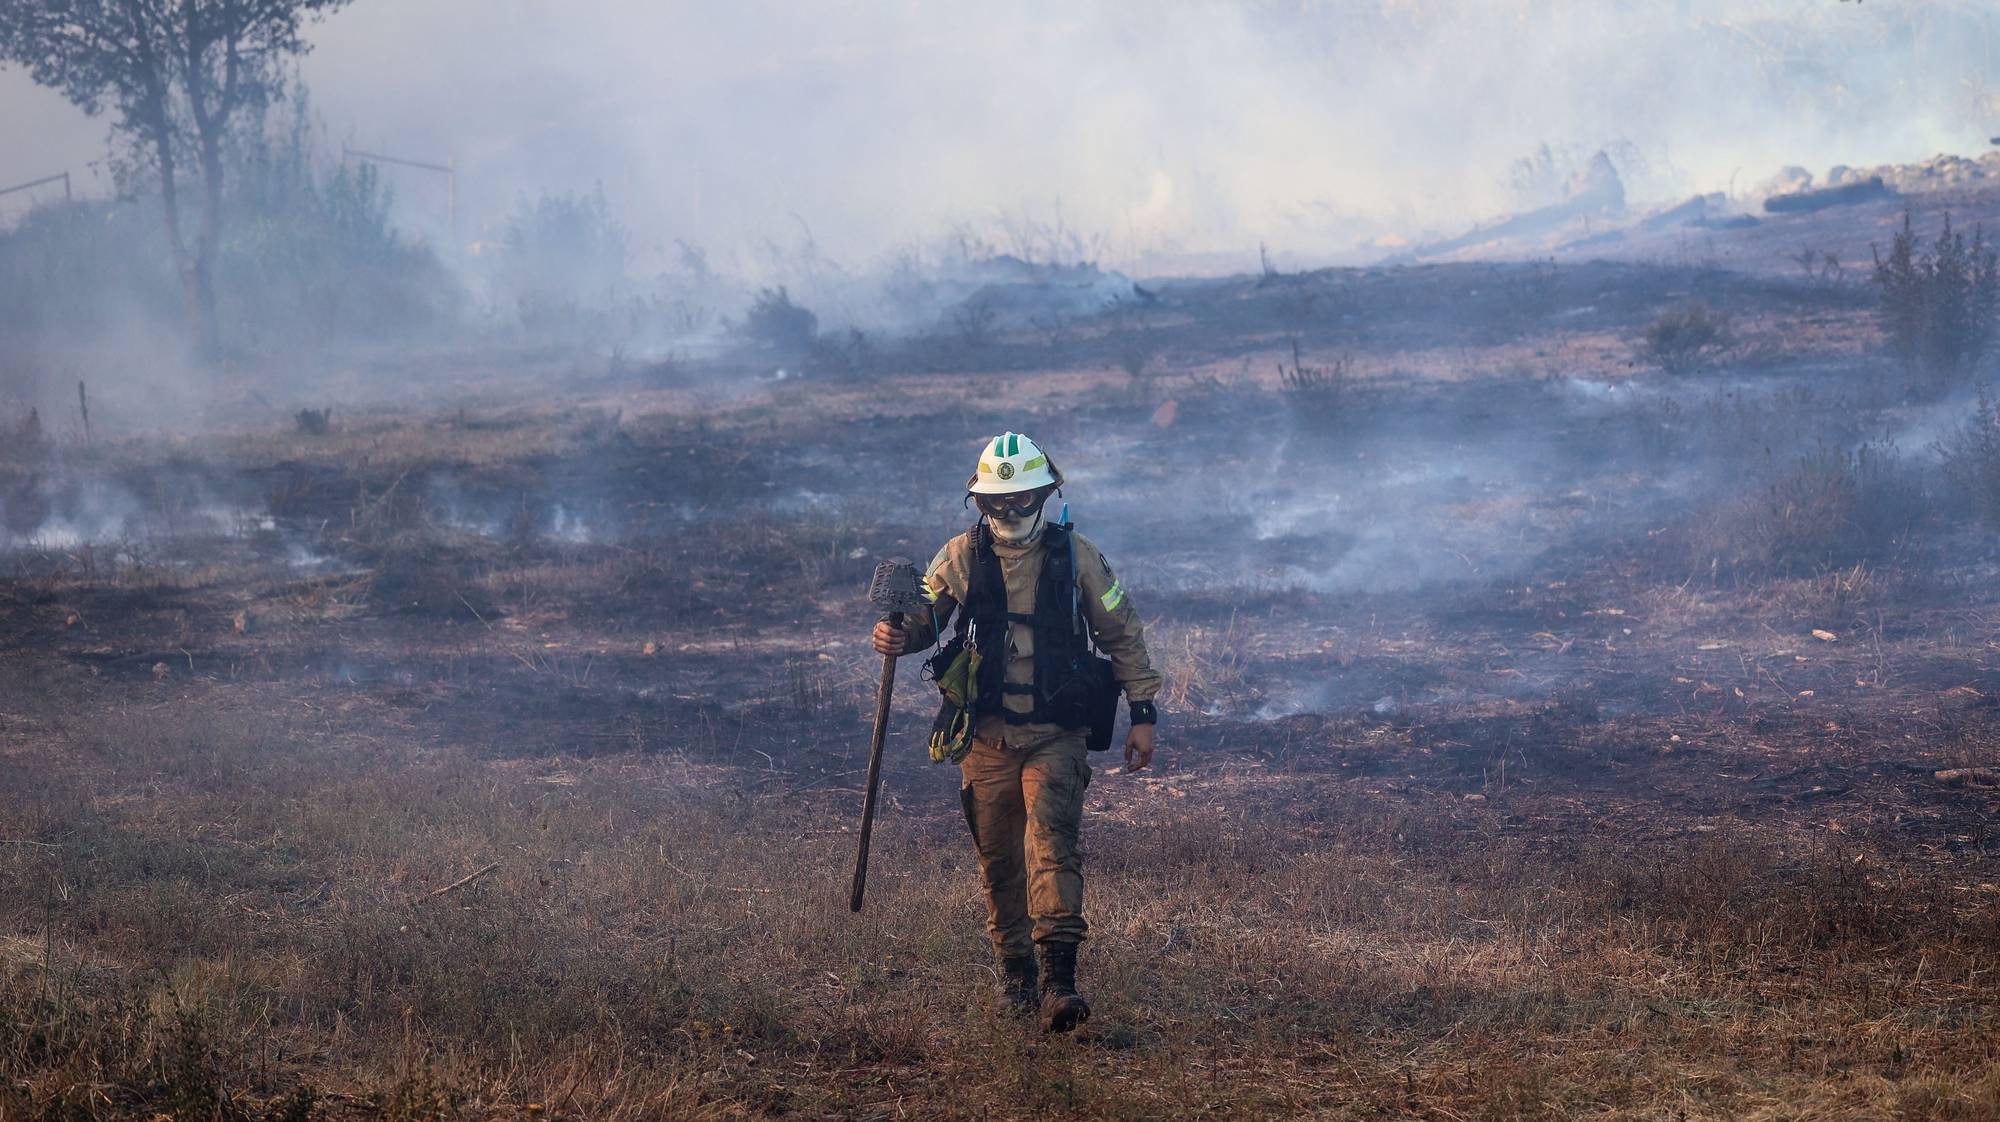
top-left (0, 468), bottom-right (275, 554)
top-left (289, 0), bottom-right (2000, 270)
top-left (9, 1), bottom-right (1997, 765)
top-left (8, 1), bottom-right (1990, 272)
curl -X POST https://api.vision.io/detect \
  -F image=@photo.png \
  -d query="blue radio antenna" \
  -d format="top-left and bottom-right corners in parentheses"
top-left (1060, 502), bottom-right (1079, 631)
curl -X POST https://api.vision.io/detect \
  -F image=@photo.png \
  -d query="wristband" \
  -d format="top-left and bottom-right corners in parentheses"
top-left (1128, 700), bottom-right (1157, 725)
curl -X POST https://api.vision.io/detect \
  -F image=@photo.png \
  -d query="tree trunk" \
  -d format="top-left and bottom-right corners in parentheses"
top-left (189, 248), bottom-right (221, 361)
top-left (150, 116), bottom-right (218, 362)
top-left (186, 16), bottom-right (229, 364)
top-left (191, 131), bottom-right (224, 362)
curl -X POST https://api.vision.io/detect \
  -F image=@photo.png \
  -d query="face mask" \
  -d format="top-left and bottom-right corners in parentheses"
top-left (978, 487), bottom-right (1051, 543)
top-left (987, 508), bottom-right (1044, 544)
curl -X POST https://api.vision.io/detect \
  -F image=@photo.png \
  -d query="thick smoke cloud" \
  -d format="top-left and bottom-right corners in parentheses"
top-left (3, 1), bottom-right (1996, 270)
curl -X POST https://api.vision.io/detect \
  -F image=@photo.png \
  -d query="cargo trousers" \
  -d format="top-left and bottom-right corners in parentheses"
top-left (959, 724), bottom-right (1092, 957)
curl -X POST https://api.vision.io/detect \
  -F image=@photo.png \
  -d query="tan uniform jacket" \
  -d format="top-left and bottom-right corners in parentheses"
top-left (899, 525), bottom-right (1160, 742)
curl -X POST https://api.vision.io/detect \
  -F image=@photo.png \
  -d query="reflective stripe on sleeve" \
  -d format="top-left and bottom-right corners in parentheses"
top-left (1099, 581), bottom-right (1124, 611)
top-left (925, 546), bottom-right (951, 602)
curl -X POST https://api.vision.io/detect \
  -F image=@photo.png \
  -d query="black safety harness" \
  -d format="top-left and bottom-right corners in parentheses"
top-left (956, 519), bottom-right (1105, 729)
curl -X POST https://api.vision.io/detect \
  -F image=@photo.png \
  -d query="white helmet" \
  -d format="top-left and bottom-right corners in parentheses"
top-left (967, 431), bottom-right (1063, 495)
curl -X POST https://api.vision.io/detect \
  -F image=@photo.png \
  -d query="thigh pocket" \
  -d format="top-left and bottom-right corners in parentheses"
top-left (959, 783), bottom-right (979, 839)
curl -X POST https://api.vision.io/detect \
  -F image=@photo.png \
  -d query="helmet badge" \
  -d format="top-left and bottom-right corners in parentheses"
top-left (997, 462), bottom-right (1015, 481)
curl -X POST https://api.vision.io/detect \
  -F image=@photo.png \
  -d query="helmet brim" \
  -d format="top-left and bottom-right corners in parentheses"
top-left (966, 464), bottom-right (1062, 495)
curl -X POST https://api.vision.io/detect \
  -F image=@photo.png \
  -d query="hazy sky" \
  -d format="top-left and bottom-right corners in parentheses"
top-left (3, 1), bottom-right (1996, 271)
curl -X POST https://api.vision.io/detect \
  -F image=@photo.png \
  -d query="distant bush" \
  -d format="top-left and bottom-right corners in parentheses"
top-left (1872, 210), bottom-right (1999, 392)
top-left (1638, 302), bottom-right (1732, 374)
top-left (231, 94), bottom-right (403, 269)
top-left (0, 89), bottom-right (458, 351)
top-left (950, 298), bottom-right (997, 347)
top-left (497, 186), bottom-right (628, 334)
top-left (1935, 390), bottom-right (2000, 525)
top-left (5, 409), bottom-right (48, 461)
top-left (739, 287), bottom-right (818, 353)
top-left (806, 328), bottom-right (874, 378)
top-left (224, 105), bottom-right (460, 346)
top-left (0, 196), bottom-right (185, 342)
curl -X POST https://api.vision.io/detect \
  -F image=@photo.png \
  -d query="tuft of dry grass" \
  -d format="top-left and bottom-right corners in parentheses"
top-left (1155, 616), bottom-right (1254, 716)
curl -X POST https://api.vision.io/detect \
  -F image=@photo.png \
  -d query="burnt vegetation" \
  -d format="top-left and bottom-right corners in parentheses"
top-left (5, 135), bottom-right (2000, 1118)
top-left (1275, 335), bottom-right (1349, 416)
top-left (737, 285), bottom-right (820, 354)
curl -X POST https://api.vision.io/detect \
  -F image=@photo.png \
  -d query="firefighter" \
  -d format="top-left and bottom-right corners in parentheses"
top-left (872, 432), bottom-right (1160, 1033)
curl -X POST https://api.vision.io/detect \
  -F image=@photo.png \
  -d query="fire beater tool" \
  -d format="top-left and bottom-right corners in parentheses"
top-left (851, 557), bottom-right (926, 912)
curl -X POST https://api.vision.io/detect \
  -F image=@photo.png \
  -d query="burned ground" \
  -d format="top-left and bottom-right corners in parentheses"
top-left (4, 200), bottom-right (2000, 1119)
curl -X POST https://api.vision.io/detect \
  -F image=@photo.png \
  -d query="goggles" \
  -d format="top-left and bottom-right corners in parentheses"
top-left (973, 488), bottom-right (1052, 521)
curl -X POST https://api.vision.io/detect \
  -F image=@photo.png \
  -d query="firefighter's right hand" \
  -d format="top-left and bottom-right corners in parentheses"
top-left (871, 620), bottom-right (908, 656)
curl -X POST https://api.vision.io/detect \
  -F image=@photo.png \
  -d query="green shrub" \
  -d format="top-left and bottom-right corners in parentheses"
top-left (1872, 210), bottom-right (2000, 392)
top-left (221, 91), bottom-right (460, 345)
top-left (1936, 389), bottom-right (2000, 525)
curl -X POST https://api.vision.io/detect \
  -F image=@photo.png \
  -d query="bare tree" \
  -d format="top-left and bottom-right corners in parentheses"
top-left (0, 0), bottom-right (352, 359)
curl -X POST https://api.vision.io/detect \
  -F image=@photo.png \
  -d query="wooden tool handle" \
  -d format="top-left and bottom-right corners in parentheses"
top-left (850, 611), bottom-right (903, 912)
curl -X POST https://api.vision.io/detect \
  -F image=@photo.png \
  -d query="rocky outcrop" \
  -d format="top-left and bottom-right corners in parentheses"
top-left (1821, 152), bottom-right (2000, 195)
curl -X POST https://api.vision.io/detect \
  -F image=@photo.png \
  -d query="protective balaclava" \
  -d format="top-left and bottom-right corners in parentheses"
top-left (979, 487), bottom-right (1053, 545)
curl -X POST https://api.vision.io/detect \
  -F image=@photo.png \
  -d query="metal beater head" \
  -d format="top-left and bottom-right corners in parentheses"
top-left (868, 557), bottom-right (926, 614)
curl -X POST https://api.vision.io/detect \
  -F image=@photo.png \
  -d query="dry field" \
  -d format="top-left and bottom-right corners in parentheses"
top-left (4, 202), bottom-right (2000, 1120)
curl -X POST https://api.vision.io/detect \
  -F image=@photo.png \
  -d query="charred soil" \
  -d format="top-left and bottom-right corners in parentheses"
top-left (4, 234), bottom-right (2000, 1119)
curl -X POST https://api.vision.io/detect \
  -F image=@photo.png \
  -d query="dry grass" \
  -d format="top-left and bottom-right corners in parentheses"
top-left (1154, 617), bottom-right (1255, 716)
top-left (6, 250), bottom-right (2000, 1120)
top-left (4, 666), bottom-right (1998, 1120)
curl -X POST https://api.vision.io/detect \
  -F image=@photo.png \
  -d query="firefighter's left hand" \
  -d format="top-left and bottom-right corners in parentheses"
top-left (1122, 722), bottom-right (1155, 773)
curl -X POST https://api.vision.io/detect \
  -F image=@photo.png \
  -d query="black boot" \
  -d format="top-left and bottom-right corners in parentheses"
top-left (1037, 942), bottom-right (1090, 1033)
top-left (999, 953), bottom-right (1038, 1014)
